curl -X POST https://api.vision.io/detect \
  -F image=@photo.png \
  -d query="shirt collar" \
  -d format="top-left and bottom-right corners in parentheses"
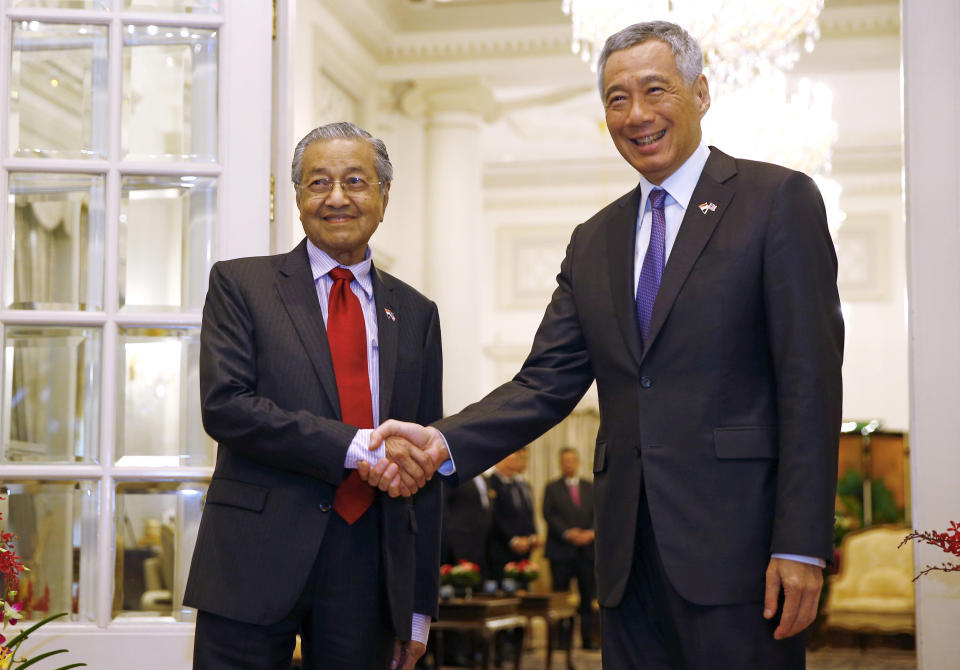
top-left (306, 238), bottom-right (374, 300)
top-left (637, 142), bottom-right (710, 212)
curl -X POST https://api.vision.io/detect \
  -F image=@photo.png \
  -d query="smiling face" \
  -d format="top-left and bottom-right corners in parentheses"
top-left (602, 39), bottom-right (710, 185)
top-left (295, 137), bottom-right (389, 265)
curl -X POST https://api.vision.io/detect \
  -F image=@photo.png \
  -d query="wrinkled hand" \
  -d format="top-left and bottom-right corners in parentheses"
top-left (392, 638), bottom-right (426, 670)
top-left (359, 420), bottom-right (450, 497)
top-left (763, 557), bottom-right (824, 640)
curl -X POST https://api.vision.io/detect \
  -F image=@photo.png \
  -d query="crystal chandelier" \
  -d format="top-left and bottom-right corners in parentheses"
top-left (561, 0), bottom-right (823, 92)
top-left (701, 70), bottom-right (846, 232)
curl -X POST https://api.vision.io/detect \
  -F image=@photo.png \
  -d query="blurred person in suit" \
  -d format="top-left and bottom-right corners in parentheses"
top-left (543, 447), bottom-right (597, 649)
top-left (486, 447), bottom-right (540, 583)
top-left (442, 475), bottom-right (493, 578)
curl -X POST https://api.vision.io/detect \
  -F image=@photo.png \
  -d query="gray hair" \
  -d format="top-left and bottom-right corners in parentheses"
top-left (291, 121), bottom-right (393, 196)
top-left (596, 21), bottom-right (703, 97)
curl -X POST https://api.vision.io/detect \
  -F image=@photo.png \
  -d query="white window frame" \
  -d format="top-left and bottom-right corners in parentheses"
top-left (0, 1), bottom-right (271, 666)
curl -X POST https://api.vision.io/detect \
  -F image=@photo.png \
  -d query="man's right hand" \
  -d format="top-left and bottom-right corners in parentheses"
top-left (358, 420), bottom-right (451, 496)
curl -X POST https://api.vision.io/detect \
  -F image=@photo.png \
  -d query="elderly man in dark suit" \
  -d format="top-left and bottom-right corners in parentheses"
top-left (366, 20), bottom-right (843, 670)
top-left (543, 447), bottom-right (596, 650)
top-left (185, 122), bottom-right (443, 670)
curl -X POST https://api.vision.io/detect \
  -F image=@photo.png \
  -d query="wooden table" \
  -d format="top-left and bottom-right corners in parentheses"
top-left (518, 592), bottom-right (577, 670)
top-left (429, 596), bottom-right (527, 670)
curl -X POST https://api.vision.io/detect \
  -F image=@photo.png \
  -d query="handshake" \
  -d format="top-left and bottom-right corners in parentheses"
top-left (356, 420), bottom-right (452, 497)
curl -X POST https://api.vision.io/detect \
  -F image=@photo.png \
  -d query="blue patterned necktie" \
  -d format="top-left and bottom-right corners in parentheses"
top-left (636, 188), bottom-right (667, 346)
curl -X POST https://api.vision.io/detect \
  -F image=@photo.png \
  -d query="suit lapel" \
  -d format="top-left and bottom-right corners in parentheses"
top-left (372, 265), bottom-right (398, 422)
top-left (640, 149), bottom-right (736, 364)
top-left (606, 185), bottom-right (644, 368)
top-left (274, 239), bottom-right (342, 417)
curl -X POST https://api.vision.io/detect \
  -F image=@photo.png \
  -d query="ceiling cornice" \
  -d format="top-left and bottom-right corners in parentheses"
top-left (383, 24), bottom-right (572, 62)
top-left (819, 2), bottom-right (900, 38)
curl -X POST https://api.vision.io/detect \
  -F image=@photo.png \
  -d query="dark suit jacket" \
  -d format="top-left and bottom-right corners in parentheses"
top-left (184, 238), bottom-right (443, 639)
top-left (435, 148), bottom-right (843, 609)
top-left (441, 476), bottom-right (493, 575)
top-left (486, 473), bottom-right (536, 578)
top-left (542, 477), bottom-right (594, 564)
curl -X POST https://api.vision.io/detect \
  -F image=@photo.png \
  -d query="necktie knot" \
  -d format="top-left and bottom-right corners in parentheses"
top-left (650, 188), bottom-right (667, 210)
top-left (329, 267), bottom-right (356, 283)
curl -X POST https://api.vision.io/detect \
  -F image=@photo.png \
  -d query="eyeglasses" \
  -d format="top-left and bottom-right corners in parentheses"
top-left (303, 176), bottom-right (382, 195)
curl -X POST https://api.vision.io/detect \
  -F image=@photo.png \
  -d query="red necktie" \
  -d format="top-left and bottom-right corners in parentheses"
top-left (568, 482), bottom-right (581, 507)
top-left (327, 267), bottom-right (376, 524)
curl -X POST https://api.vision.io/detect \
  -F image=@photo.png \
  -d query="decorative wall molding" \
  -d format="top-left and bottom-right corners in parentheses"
top-left (496, 225), bottom-right (572, 308)
top-left (313, 69), bottom-right (360, 127)
top-left (819, 3), bottom-right (900, 39)
top-left (397, 77), bottom-right (501, 122)
top-left (836, 213), bottom-right (892, 302)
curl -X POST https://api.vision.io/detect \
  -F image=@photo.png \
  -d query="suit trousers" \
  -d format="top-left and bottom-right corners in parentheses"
top-left (600, 491), bottom-right (805, 670)
top-left (550, 553), bottom-right (596, 646)
top-left (193, 504), bottom-right (394, 670)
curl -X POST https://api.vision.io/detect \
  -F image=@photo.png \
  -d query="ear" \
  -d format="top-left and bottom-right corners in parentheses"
top-left (694, 74), bottom-right (711, 118)
top-left (379, 182), bottom-right (391, 220)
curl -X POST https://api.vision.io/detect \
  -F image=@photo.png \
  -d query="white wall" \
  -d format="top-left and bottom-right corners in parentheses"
top-left (902, 2), bottom-right (960, 667)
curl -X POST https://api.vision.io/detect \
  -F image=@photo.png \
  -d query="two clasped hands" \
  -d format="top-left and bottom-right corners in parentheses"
top-left (356, 420), bottom-right (447, 496)
top-left (355, 422), bottom-right (822, 644)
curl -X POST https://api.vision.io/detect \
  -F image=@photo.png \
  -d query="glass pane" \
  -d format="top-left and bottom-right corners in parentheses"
top-left (0, 481), bottom-right (98, 623)
top-left (125, 0), bottom-right (219, 12)
top-left (9, 22), bottom-right (108, 159)
top-left (10, 0), bottom-right (109, 8)
top-left (5, 173), bottom-right (105, 311)
top-left (122, 25), bottom-right (218, 161)
top-left (2, 326), bottom-right (101, 463)
top-left (119, 175), bottom-right (214, 311)
top-left (117, 327), bottom-right (213, 467)
top-left (114, 481), bottom-right (206, 621)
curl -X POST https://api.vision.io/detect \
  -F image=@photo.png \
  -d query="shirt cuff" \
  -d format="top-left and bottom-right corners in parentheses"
top-left (436, 430), bottom-right (457, 475)
top-left (772, 553), bottom-right (826, 568)
top-left (343, 428), bottom-right (384, 468)
top-left (411, 612), bottom-right (431, 646)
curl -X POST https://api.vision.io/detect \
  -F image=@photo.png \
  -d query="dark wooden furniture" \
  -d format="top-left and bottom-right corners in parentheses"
top-left (429, 596), bottom-right (527, 670)
top-left (519, 592), bottom-right (577, 670)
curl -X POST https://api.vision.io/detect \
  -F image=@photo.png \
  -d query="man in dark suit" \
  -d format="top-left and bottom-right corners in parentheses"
top-left (441, 475), bottom-right (493, 578)
top-left (486, 448), bottom-right (540, 582)
top-left (367, 20), bottom-right (842, 670)
top-left (542, 448), bottom-right (596, 650)
top-left (185, 122), bottom-right (442, 670)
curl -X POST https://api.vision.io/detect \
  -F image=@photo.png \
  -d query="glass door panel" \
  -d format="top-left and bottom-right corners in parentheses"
top-left (118, 175), bottom-right (214, 311)
top-left (116, 326), bottom-right (212, 467)
top-left (2, 326), bottom-right (101, 463)
top-left (113, 481), bottom-right (206, 621)
top-left (0, 481), bottom-right (98, 622)
top-left (9, 21), bottom-right (108, 159)
top-left (124, 0), bottom-right (219, 13)
top-left (5, 172), bottom-right (105, 310)
top-left (121, 25), bottom-right (218, 162)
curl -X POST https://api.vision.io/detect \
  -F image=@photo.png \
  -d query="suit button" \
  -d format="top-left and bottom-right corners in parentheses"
top-left (640, 376), bottom-right (652, 388)
top-left (318, 503), bottom-right (332, 513)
